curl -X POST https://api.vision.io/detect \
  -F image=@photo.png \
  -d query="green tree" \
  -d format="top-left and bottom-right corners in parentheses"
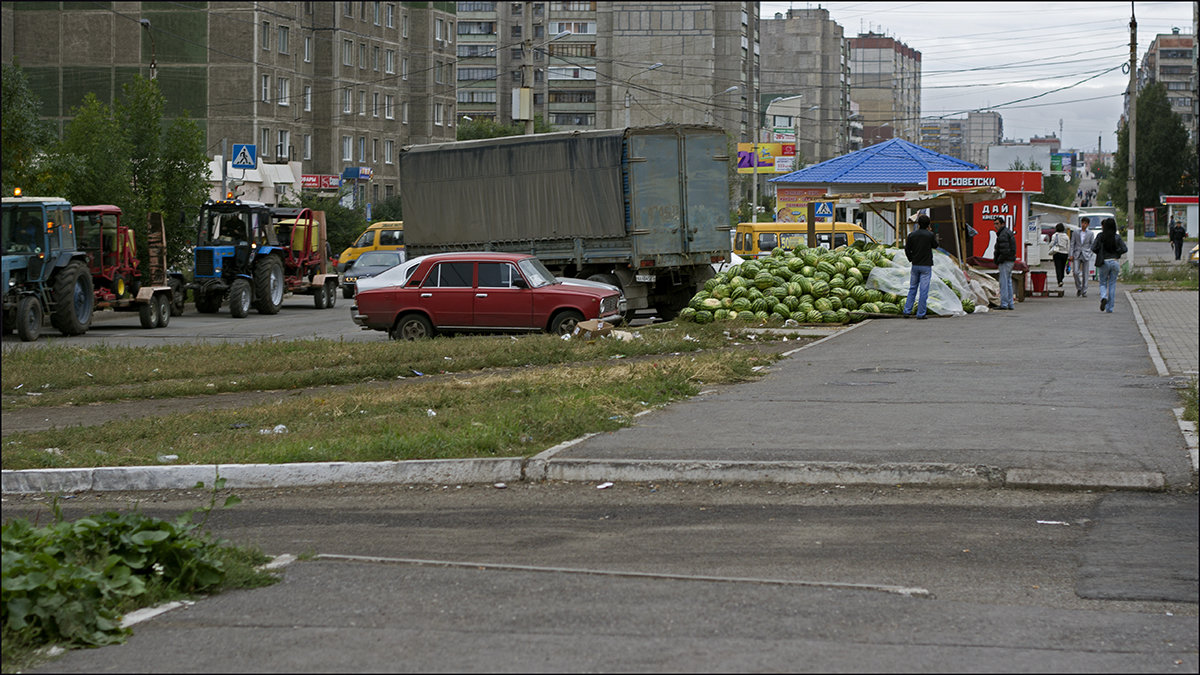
top-left (1008, 159), bottom-right (1078, 207)
top-left (1, 63), bottom-right (53, 194)
top-left (40, 93), bottom-right (133, 209)
top-left (370, 194), bottom-right (403, 222)
top-left (456, 115), bottom-right (554, 140)
top-left (291, 192), bottom-right (368, 258)
top-left (157, 115), bottom-right (212, 266)
top-left (1102, 82), bottom-right (1198, 223)
top-left (1090, 160), bottom-right (1109, 181)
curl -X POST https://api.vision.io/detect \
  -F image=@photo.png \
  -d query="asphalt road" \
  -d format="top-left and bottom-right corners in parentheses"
top-left (6, 483), bottom-right (1195, 673)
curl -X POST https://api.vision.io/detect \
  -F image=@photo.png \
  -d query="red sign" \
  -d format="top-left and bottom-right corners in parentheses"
top-left (927, 170), bottom-right (1043, 193)
top-left (927, 171), bottom-right (1044, 262)
top-left (301, 174), bottom-right (341, 190)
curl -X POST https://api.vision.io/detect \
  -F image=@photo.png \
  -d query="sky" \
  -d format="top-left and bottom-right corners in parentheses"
top-left (759, 1), bottom-right (1196, 153)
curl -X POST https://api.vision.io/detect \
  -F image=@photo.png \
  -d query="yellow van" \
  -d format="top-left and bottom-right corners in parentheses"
top-left (733, 221), bottom-right (877, 258)
top-left (338, 221), bottom-right (404, 268)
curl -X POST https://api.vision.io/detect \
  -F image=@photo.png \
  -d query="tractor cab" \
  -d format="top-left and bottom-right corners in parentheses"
top-left (194, 198), bottom-right (275, 281)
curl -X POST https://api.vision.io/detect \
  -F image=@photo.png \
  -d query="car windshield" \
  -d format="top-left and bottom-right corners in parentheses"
top-left (357, 251), bottom-right (402, 267)
top-left (517, 257), bottom-right (555, 288)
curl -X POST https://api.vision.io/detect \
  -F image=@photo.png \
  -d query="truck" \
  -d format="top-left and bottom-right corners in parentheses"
top-left (2, 194), bottom-right (95, 341)
top-left (187, 198), bottom-right (337, 317)
top-left (397, 125), bottom-right (732, 319)
top-left (73, 205), bottom-right (185, 329)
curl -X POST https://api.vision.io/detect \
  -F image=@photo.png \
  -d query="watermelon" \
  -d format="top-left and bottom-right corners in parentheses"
top-left (678, 307), bottom-right (697, 321)
top-left (805, 309), bottom-right (823, 323)
top-left (797, 302), bottom-right (814, 315)
top-left (771, 307), bottom-right (791, 321)
top-left (694, 310), bottom-right (713, 323)
top-left (786, 258), bottom-right (806, 273)
top-left (714, 308), bottom-right (731, 321)
top-left (962, 299), bottom-right (976, 313)
top-left (754, 272), bottom-right (775, 290)
top-left (810, 280), bottom-right (830, 297)
top-left (814, 297), bottom-right (833, 312)
top-left (877, 302), bottom-right (901, 315)
top-left (800, 265), bottom-right (816, 278)
top-left (784, 295), bottom-right (801, 311)
top-left (750, 298), bottom-right (768, 313)
top-left (798, 277), bottom-right (813, 295)
top-left (830, 287), bottom-right (850, 300)
top-left (827, 296), bottom-right (843, 311)
top-left (731, 285), bottom-right (750, 301)
top-left (859, 302), bottom-right (880, 314)
top-left (864, 289), bottom-right (883, 303)
top-left (816, 260), bottom-right (837, 276)
top-left (820, 310), bottom-right (840, 323)
top-left (704, 277), bottom-right (720, 292)
top-left (711, 284), bottom-right (730, 299)
top-left (842, 297), bottom-right (859, 311)
top-left (701, 297), bottom-right (722, 311)
top-left (737, 310), bottom-right (758, 321)
top-left (754, 310), bottom-right (770, 321)
top-left (813, 270), bottom-right (831, 282)
top-left (732, 297), bottom-right (752, 312)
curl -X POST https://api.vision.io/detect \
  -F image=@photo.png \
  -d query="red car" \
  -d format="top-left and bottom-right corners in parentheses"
top-left (351, 252), bottom-right (623, 340)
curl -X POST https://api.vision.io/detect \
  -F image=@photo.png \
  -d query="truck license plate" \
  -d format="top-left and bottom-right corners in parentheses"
top-left (635, 273), bottom-right (655, 283)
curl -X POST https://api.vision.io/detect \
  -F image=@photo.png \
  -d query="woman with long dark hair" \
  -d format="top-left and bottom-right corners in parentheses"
top-left (1091, 217), bottom-right (1127, 313)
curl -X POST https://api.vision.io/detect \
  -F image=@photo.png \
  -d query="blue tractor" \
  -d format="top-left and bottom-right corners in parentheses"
top-left (188, 198), bottom-right (286, 318)
top-left (2, 194), bottom-right (95, 341)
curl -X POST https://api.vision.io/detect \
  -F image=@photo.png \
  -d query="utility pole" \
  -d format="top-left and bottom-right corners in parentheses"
top-left (751, 93), bottom-right (759, 223)
top-left (522, 1), bottom-right (534, 135)
top-left (1127, 1), bottom-right (1137, 260)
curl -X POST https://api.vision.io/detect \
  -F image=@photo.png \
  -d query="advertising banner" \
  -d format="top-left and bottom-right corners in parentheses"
top-left (301, 174), bottom-right (342, 190)
top-left (775, 187), bottom-right (830, 222)
top-left (737, 143), bottom-right (795, 174)
top-left (928, 170), bottom-right (1044, 261)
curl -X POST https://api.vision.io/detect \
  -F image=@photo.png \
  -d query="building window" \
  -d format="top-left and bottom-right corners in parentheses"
top-left (550, 21), bottom-right (594, 35)
top-left (359, 90), bottom-right (366, 115)
top-left (303, 134), bottom-right (312, 160)
top-left (458, 21), bottom-right (495, 35)
top-left (278, 130), bottom-right (290, 159)
top-left (373, 1), bottom-right (381, 25)
top-left (402, 57), bottom-right (409, 80)
top-left (357, 136), bottom-right (365, 162)
top-left (361, 1), bottom-right (368, 20)
top-left (373, 46), bottom-right (380, 71)
top-left (359, 43), bottom-right (366, 69)
top-left (342, 136), bottom-right (352, 161)
top-left (278, 26), bottom-right (289, 54)
top-left (342, 88), bottom-right (352, 113)
top-left (344, 2), bottom-right (353, 17)
top-left (434, 102), bottom-right (444, 126)
top-left (303, 85), bottom-right (312, 111)
top-left (402, 101), bottom-right (409, 124)
top-left (385, 50), bottom-right (395, 74)
top-left (373, 92), bottom-right (380, 117)
top-left (277, 78), bottom-right (290, 106)
top-left (458, 67), bottom-right (498, 81)
top-left (436, 18), bottom-right (445, 41)
top-left (386, 3), bottom-right (394, 27)
top-left (402, 13), bottom-right (408, 38)
top-left (261, 128), bottom-right (271, 157)
top-left (343, 40), bottom-right (353, 65)
top-left (261, 75), bottom-right (270, 102)
top-left (372, 138), bottom-right (378, 163)
top-left (261, 21), bottom-right (270, 49)
top-left (385, 94), bottom-right (394, 119)
top-left (385, 184), bottom-right (394, 199)
top-left (304, 36), bottom-right (312, 62)
top-left (435, 61), bottom-right (444, 84)
top-left (384, 139), bottom-right (394, 164)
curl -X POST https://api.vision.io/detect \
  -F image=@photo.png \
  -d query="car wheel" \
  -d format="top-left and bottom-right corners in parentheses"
top-left (550, 309), bottom-right (584, 335)
top-left (391, 314), bottom-right (433, 340)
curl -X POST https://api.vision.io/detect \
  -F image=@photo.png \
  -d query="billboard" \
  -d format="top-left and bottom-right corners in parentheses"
top-left (737, 143), bottom-right (795, 174)
top-left (987, 145), bottom-right (1051, 174)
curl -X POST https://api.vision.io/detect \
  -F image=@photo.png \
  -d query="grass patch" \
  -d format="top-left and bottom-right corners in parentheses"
top-left (1, 350), bottom-right (781, 470)
top-left (1, 485), bottom-right (276, 672)
top-left (1121, 264), bottom-right (1199, 290)
top-left (1, 323), bottom-right (773, 411)
top-left (1183, 378), bottom-right (1198, 424)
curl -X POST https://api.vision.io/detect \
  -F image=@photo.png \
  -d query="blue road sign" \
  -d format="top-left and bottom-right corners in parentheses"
top-left (815, 201), bottom-right (834, 218)
top-left (231, 144), bottom-right (257, 169)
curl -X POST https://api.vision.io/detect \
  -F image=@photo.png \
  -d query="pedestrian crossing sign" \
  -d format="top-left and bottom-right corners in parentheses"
top-left (815, 201), bottom-right (834, 218)
top-left (231, 144), bottom-right (257, 169)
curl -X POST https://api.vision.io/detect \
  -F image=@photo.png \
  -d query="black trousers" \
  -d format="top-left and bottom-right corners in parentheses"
top-left (1174, 239), bottom-right (1184, 260)
top-left (1052, 252), bottom-right (1068, 284)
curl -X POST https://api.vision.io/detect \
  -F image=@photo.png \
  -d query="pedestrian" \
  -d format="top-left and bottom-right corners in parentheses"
top-left (1048, 223), bottom-right (1071, 288)
top-left (1169, 218), bottom-right (1187, 261)
top-left (903, 214), bottom-right (938, 319)
top-left (1069, 217), bottom-right (1096, 297)
top-left (992, 216), bottom-right (1017, 310)
top-left (1091, 217), bottom-right (1127, 313)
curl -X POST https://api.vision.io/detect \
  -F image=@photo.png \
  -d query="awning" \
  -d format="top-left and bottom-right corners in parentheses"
top-left (259, 163), bottom-right (296, 186)
top-left (207, 156), bottom-right (262, 183)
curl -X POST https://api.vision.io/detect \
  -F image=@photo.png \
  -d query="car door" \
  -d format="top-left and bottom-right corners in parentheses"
top-left (474, 261), bottom-right (533, 327)
top-left (420, 261), bottom-right (475, 326)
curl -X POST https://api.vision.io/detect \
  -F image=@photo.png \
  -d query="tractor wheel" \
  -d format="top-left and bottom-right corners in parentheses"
top-left (111, 273), bottom-right (127, 298)
top-left (253, 255), bottom-right (284, 315)
top-left (51, 261), bottom-right (94, 336)
top-left (325, 281), bottom-right (337, 308)
top-left (313, 285), bottom-right (327, 309)
top-left (195, 291), bottom-right (222, 314)
top-left (17, 295), bottom-right (43, 342)
top-left (138, 297), bottom-right (161, 329)
top-left (229, 279), bottom-right (252, 318)
top-left (168, 278), bottom-right (186, 316)
top-left (155, 294), bottom-right (171, 328)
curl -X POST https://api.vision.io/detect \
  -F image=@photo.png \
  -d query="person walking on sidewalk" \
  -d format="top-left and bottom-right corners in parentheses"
top-left (992, 217), bottom-right (1017, 310)
top-left (1091, 217), bottom-right (1127, 313)
top-left (1169, 218), bottom-right (1187, 261)
top-left (903, 214), bottom-right (938, 319)
top-left (1049, 223), bottom-right (1071, 288)
top-left (1070, 217), bottom-right (1096, 297)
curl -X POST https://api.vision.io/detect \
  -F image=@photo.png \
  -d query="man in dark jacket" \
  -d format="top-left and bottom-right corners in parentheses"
top-left (992, 216), bottom-right (1017, 310)
top-left (903, 214), bottom-right (939, 319)
top-left (1169, 219), bottom-right (1187, 260)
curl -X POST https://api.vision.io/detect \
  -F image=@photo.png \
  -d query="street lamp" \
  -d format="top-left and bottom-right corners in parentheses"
top-left (139, 18), bottom-right (157, 81)
top-left (705, 85), bottom-right (740, 125)
top-left (624, 62), bottom-right (663, 129)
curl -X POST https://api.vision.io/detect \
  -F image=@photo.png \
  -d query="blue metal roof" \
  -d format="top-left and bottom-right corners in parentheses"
top-left (769, 138), bottom-right (981, 184)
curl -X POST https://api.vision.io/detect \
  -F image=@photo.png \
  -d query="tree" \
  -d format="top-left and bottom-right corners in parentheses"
top-left (1, 64), bottom-right (53, 194)
top-left (1008, 159), bottom-right (1078, 207)
top-left (1102, 82), bottom-right (1198, 223)
top-left (456, 115), bottom-right (554, 140)
top-left (370, 194), bottom-right (403, 222)
top-left (39, 93), bottom-right (133, 210)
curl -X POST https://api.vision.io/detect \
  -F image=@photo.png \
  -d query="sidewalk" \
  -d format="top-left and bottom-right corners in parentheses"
top-left (3, 290), bottom-right (1196, 494)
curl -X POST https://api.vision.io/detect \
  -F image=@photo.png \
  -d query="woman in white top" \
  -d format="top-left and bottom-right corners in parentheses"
top-left (1048, 223), bottom-right (1071, 288)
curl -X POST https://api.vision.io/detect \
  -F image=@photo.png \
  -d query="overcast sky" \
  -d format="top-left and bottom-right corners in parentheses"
top-left (759, 1), bottom-right (1196, 153)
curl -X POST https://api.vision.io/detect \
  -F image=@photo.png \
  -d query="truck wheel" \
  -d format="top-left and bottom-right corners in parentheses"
top-left (253, 255), bottom-right (284, 315)
top-left (17, 296), bottom-right (43, 342)
top-left (230, 279), bottom-right (252, 318)
top-left (550, 310), bottom-right (584, 336)
top-left (155, 294), bottom-right (171, 327)
top-left (195, 291), bottom-right (221, 314)
top-left (390, 313), bottom-right (433, 340)
top-left (51, 261), bottom-right (94, 336)
top-left (313, 285), bottom-right (327, 309)
top-left (138, 296), bottom-right (161, 329)
top-left (168, 278), bottom-right (185, 316)
top-left (325, 281), bottom-right (337, 308)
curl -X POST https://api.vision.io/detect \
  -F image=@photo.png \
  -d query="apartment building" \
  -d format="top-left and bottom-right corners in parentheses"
top-left (847, 32), bottom-right (921, 147)
top-left (919, 118), bottom-right (965, 162)
top-left (1139, 28), bottom-right (1197, 142)
top-left (1, 1), bottom-right (456, 205)
top-left (760, 7), bottom-right (851, 165)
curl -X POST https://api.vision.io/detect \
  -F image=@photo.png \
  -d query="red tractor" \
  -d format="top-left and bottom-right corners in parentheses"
top-left (270, 207), bottom-right (340, 308)
top-left (73, 205), bottom-right (184, 328)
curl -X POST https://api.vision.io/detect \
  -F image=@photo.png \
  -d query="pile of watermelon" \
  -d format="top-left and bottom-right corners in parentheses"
top-left (679, 241), bottom-right (909, 325)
